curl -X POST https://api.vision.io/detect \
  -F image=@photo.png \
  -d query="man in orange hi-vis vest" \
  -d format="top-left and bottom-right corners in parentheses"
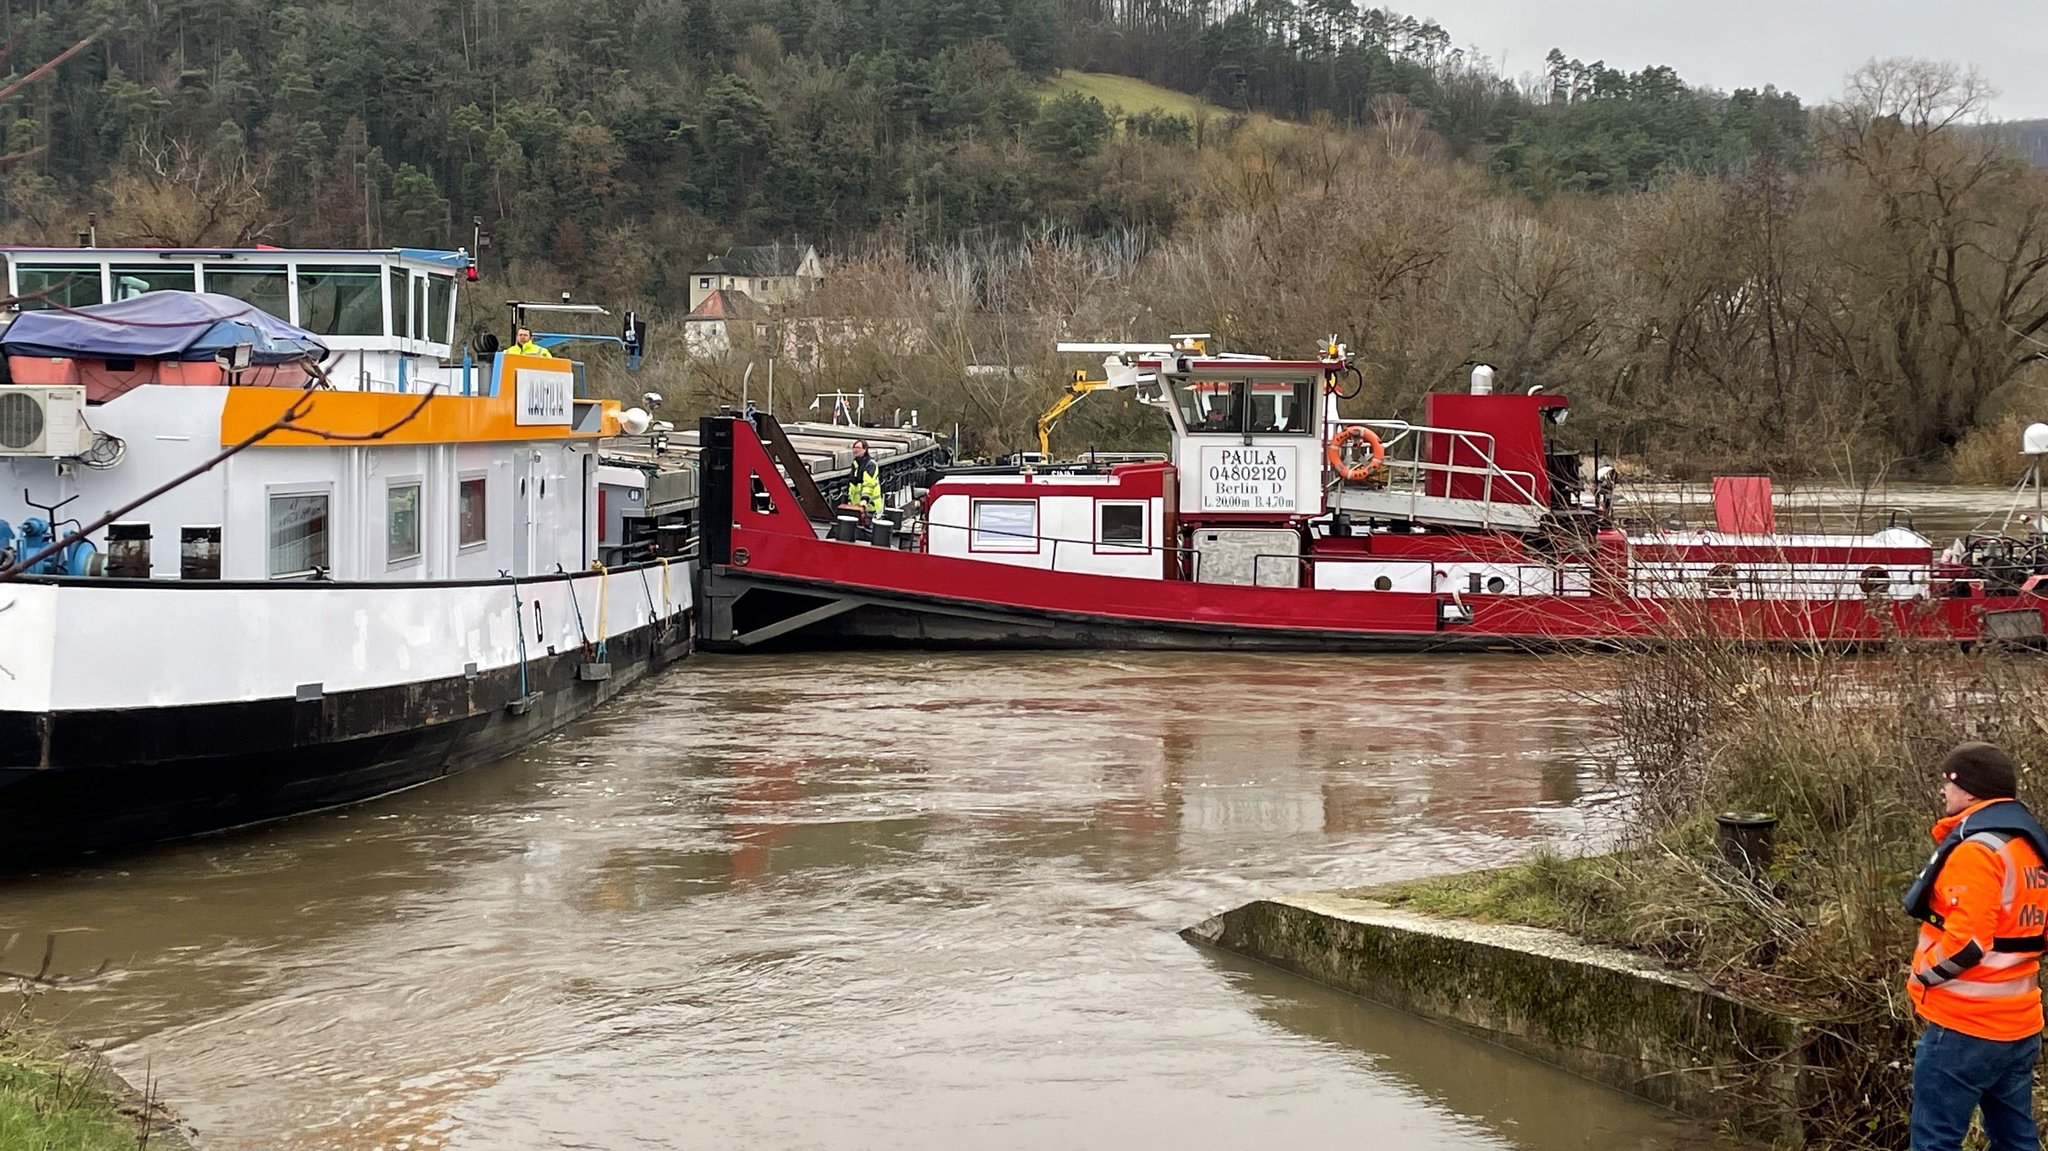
top-left (1903, 742), bottom-right (2048, 1151)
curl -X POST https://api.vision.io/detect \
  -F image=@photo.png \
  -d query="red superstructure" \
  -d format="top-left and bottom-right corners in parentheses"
top-left (694, 341), bottom-right (2048, 651)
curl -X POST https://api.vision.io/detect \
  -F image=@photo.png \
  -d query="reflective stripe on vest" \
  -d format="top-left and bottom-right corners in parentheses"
top-left (1969, 831), bottom-right (2048, 955)
top-left (1939, 973), bottom-right (2041, 999)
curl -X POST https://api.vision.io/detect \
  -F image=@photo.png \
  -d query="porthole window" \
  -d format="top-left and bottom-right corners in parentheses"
top-left (1485, 575), bottom-right (1508, 594)
top-left (1373, 575), bottom-right (1393, 591)
top-left (1705, 563), bottom-right (1738, 595)
top-left (1860, 566), bottom-right (1891, 596)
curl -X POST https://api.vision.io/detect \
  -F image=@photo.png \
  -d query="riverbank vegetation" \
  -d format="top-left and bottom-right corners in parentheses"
top-left (0, 1006), bottom-right (151, 1151)
top-left (1375, 635), bottom-right (2048, 1145)
top-left (0, 939), bottom-right (182, 1151)
top-left (0, 2), bottom-right (2044, 470)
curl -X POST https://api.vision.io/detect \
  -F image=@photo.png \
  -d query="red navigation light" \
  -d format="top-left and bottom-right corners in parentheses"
top-left (465, 263), bottom-right (478, 282)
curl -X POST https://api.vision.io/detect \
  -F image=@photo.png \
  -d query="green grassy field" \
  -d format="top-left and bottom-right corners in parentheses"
top-left (1041, 70), bottom-right (1217, 119)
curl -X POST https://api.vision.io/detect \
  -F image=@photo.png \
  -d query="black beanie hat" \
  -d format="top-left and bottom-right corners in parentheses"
top-left (1943, 742), bottom-right (2019, 801)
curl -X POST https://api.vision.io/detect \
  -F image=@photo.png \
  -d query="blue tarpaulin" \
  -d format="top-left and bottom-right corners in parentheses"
top-left (1, 291), bottom-right (329, 363)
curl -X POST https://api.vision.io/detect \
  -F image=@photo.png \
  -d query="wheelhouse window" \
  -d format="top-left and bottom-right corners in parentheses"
top-left (207, 266), bottom-right (290, 320)
top-left (1097, 502), bottom-right (1147, 549)
top-left (388, 267), bottom-right (412, 340)
top-left (387, 481), bottom-right (422, 564)
top-left (1174, 379), bottom-right (1242, 434)
top-left (15, 265), bottom-right (102, 309)
top-left (1246, 376), bottom-right (1311, 434)
top-left (1172, 375), bottom-right (1314, 434)
top-left (969, 499), bottom-right (1038, 552)
top-left (297, 266), bottom-right (384, 336)
top-left (268, 492), bottom-right (330, 578)
top-left (458, 476), bottom-right (487, 548)
top-left (426, 273), bottom-right (455, 344)
top-left (112, 265), bottom-right (195, 300)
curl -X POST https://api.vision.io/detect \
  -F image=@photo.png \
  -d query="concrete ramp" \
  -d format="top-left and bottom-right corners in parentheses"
top-left (1183, 891), bottom-right (1807, 1141)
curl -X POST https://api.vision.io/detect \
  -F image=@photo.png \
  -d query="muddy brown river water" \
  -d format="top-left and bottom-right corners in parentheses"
top-left (1, 651), bottom-right (1752, 1150)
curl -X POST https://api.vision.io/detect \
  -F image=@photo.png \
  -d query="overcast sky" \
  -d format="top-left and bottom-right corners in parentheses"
top-left (1416, 0), bottom-right (2047, 119)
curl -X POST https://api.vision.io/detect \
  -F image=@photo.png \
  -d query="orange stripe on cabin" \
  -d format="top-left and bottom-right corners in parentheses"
top-left (217, 357), bottom-right (620, 447)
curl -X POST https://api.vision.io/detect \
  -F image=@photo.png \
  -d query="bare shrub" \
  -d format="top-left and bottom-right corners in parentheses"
top-left (1952, 412), bottom-right (2042, 486)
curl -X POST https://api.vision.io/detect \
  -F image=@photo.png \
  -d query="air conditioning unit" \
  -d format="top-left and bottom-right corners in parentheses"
top-left (0, 385), bottom-right (87, 457)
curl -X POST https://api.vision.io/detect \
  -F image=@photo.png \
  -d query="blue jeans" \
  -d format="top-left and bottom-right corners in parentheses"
top-left (1912, 1022), bottom-right (2042, 1151)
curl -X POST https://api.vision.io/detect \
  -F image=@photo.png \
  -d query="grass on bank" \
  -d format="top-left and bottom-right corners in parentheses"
top-left (0, 1008), bottom-right (149, 1151)
top-left (1039, 69), bottom-right (1299, 143)
top-left (1042, 70), bottom-right (1215, 120)
top-left (1366, 634), bottom-right (2048, 1148)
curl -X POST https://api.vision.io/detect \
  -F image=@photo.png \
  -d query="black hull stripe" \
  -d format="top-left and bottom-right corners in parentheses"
top-left (0, 619), bottom-right (691, 867)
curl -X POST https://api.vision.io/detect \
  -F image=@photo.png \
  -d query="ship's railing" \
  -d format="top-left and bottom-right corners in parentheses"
top-left (1248, 550), bottom-right (1584, 593)
top-left (1251, 548), bottom-right (1935, 600)
top-left (1626, 561), bottom-right (1933, 601)
top-left (1328, 419), bottom-right (1544, 511)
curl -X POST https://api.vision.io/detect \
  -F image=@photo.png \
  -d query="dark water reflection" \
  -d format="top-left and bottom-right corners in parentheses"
top-left (2, 652), bottom-right (1732, 1150)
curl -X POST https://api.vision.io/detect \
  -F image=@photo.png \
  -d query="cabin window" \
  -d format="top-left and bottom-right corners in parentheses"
top-left (698, 277), bottom-right (711, 289)
top-left (458, 475), bottom-right (488, 548)
top-left (111, 265), bottom-right (195, 300)
top-left (1246, 376), bottom-right (1311, 434)
top-left (297, 266), bottom-right (384, 336)
top-left (969, 499), bottom-right (1038, 552)
top-left (1175, 379), bottom-right (1243, 434)
top-left (208, 266), bottom-right (291, 321)
top-left (15, 265), bottom-right (102, 309)
top-left (1097, 502), bottom-right (1147, 549)
top-left (388, 267), bottom-right (412, 340)
top-left (427, 273), bottom-right (455, 344)
top-left (268, 491), bottom-right (331, 578)
top-left (387, 481), bottom-right (423, 564)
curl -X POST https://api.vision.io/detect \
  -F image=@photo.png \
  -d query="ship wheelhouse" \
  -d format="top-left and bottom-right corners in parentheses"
top-left (8, 246), bottom-right (469, 387)
top-left (0, 246), bottom-right (617, 584)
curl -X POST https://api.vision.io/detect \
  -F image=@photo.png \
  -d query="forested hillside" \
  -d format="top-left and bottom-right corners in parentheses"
top-left (0, 1), bottom-right (2042, 474)
top-left (2, 1), bottom-right (1809, 290)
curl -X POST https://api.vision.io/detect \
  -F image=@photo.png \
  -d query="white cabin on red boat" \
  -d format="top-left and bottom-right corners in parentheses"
top-left (913, 348), bottom-right (1940, 603)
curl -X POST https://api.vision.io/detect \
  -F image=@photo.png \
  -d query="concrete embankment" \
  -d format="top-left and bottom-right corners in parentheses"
top-left (1183, 891), bottom-right (1808, 1141)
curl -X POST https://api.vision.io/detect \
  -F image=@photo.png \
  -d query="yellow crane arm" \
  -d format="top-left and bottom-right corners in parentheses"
top-left (1037, 376), bottom-right (1117, 459)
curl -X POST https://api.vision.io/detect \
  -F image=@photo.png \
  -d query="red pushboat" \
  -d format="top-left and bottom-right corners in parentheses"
top-left (694, 339), bottom-right (2048, 651)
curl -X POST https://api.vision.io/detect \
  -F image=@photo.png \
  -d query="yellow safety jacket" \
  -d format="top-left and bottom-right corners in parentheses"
top-left (509, 341), bottom-right (552, 357)
top-left (849, 457), bottom-right (884, 516)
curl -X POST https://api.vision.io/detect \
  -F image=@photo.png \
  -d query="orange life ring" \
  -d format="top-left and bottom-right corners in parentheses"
top-left (1326, 425), bottom-right (1386, 482)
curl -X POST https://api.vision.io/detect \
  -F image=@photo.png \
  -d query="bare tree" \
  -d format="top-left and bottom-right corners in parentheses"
top-left (1816, 59), bottom-right (2048, 459)
top-left (106, 132), bottom-right (279, 247)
